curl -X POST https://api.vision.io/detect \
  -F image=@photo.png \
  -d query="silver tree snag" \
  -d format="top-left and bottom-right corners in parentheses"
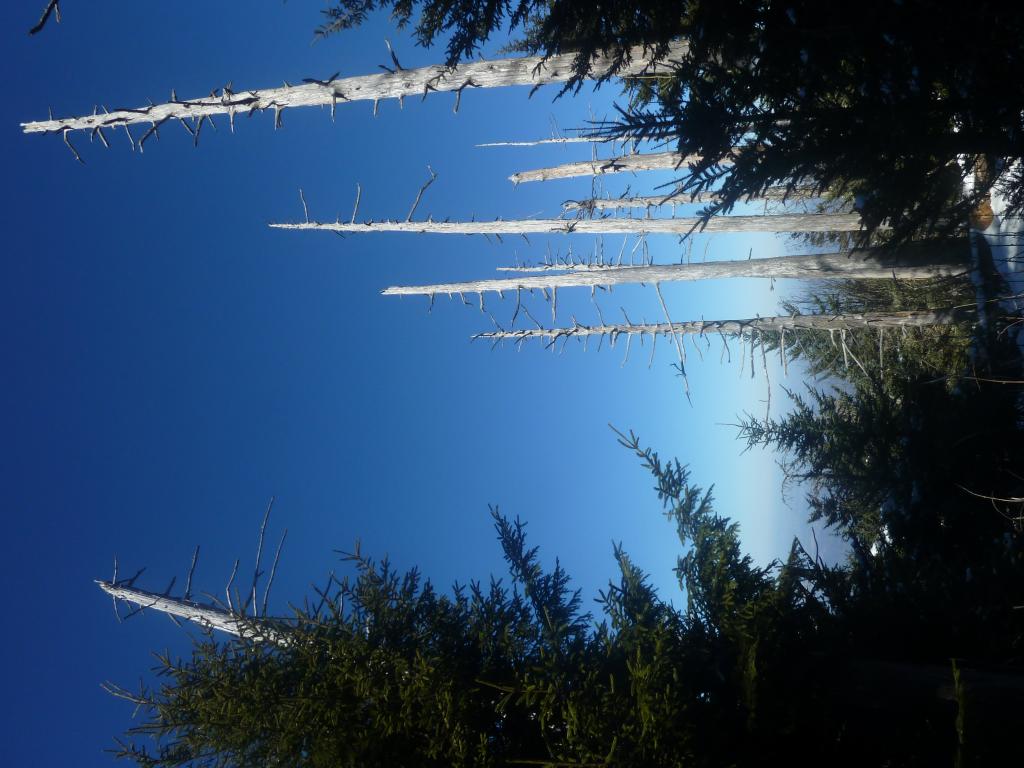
top-left (97, 580), bottom-right (289, 645)
top-left (473, 308), bottom-right (979, 344)
top-left (271, 212), bottom-right (869, 236)
top-left (381, 245), bottom-right (967, 297)
top-left (509, 151), bottom-right (728, 183)
top-left (21, 41), bottom-right (689, 138)
top-left (477, 135), bottom-right (616, 147)
top-left (562, 186), bottom-right (819, 211)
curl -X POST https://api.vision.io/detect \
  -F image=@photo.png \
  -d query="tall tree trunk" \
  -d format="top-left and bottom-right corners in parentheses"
top-left (562, 186), bottom-right (818, 211)
top-left (510, 151), bottom-right (720, 183)
top-left (382, 244), bottom-right (968, 296)
top-left (478, 135), bottom-right (616, 147)
top-left (272, 212), bottom-right (869, 236)
top-left (474, 308), bottom-right (977, 344)
top-left (21, 42), bottom-right (688, 137)
top-left (96, 580), bottom-right (287, 645)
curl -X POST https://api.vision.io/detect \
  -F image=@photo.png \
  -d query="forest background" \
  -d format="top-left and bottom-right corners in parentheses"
top-left (4, 0), bottom-right (1019, 765)
top-left (0, 4), bottom-right (832, 765)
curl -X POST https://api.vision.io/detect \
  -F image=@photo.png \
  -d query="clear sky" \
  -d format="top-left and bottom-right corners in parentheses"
top-left (2, 3), bottom-right (842, 764)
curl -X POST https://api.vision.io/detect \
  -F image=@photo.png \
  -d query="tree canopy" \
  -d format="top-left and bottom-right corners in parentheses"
top-left (318, 0), bottom-right (1024, 246)
top-left (111, 412), bottom-right (1024, 767)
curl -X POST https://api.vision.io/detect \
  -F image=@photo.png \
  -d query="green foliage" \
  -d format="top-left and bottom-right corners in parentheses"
top-left (776, 275), bottom-right (976, 392)
top-left (111, 408), bottom-right (1024, 766)
top-left (317, 1), bottom-right (1024, 244)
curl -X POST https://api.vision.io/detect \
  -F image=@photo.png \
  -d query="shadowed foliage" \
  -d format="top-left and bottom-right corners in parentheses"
top-left (317, 1), bottom-right (1024, 247)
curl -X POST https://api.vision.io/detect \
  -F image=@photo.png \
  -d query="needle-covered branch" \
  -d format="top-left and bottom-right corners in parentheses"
top-left (21, 42), bottom-right (687, 137)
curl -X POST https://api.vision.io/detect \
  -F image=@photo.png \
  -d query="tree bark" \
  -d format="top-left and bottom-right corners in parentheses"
top-left (22, 42), bottom-right (688, 135)
top-left (382, 245), bottom-right (968, 296)
top-left (96, 580), bottom-right (287, 645)
top-left (272, 212), bottom-right (868, 236)
top-left (473, 308), bottom-right (977, 344)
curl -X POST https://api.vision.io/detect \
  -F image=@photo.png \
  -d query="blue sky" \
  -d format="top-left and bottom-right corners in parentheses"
top-left (2, 3), bottom-right (841, 764)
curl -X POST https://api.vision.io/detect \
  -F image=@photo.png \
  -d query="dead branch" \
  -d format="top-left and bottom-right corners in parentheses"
top-left (29, 0), bottom-right (60, 35)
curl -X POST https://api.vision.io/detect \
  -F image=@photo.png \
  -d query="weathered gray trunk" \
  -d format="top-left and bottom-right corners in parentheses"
top-left (22, 42), bottom-right (688, 136)
top-left (97, 580), bottom-right (287, 645)
top-left (563, 186), bottom-right (818, 211)
top-left (382, 245), bottom-right (968, 296)
top-left (272, 212), bottom-right (868, 236)
top-left (474, 308), bottom-right (977, 343)
top-left (510, 151), bottom-right (720, 183)
top-left (478, 135), bottom-right (616, 147)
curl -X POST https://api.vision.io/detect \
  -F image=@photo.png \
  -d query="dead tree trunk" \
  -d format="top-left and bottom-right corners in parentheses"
top-left (510, 151), bottom-right (723, 183)
top-left (272, 212), bottom-right (869, 236)
top-left (563, 186), bottom-right (818, 211)
top-left (21, 41), bottom-right (688, 137)
top-left (96, 580), bottom-right (288, 645)
top-left (478, 135), bottom-right (616, 147)
top-left (474, 308), bottom-right (978, 344)
top-left (381, 245), bottom-right (968, 296)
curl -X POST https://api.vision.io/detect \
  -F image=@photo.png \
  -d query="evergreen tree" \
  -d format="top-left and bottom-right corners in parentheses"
top-left (317, 0), bottom-right (1024, 245)
top-left (109, 426), bottom-right (1024, 767)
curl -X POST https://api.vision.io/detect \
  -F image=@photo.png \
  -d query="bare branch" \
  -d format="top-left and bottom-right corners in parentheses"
top-left (407, 166), bottom-right (438, 222)
top-left (29, 0), bottom-right (60, 36)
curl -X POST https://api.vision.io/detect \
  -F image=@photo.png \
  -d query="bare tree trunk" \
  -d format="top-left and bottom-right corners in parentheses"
top-left (563, 186), bottom-right (819, 211)
top-left (478, 135), bottom-right (615, 147)
top-left (96, 580), bottom-right (287, 645)
top-left (382, 244), bottom-right (968, 296)
top-left (474, 308), bottom-right (977, 344)
top-left (22, 41), bottom-right (688, 136)
top-left (510, 151), bottom-right (722, 183)
top-left (272, 212), bottom-right (869, 236)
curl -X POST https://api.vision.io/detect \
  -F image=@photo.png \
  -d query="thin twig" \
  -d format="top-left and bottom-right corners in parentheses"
top-left (261, 530), bottom-right (288, 618)
top-left (247, 498), bottom-right (274, 612)
top-left (183, 545), bottom-right (200, 601)
top-left (226, 559), bottom-right (240, 612)
top-left (654, 283), bottom-right (690, 401)
top-left (407, 166), bottom-right (437, 222)
top-left (29, 0), bottom-right (60, 35)
top-left (351, 183), bottom-right (362, 224)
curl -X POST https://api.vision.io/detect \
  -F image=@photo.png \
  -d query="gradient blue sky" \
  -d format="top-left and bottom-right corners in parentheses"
top-left (2, 3), bottom-right (841, 764)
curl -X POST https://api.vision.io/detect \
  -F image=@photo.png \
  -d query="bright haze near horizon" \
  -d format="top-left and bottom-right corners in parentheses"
top-left (2, 3), bottom-right (842, 765)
